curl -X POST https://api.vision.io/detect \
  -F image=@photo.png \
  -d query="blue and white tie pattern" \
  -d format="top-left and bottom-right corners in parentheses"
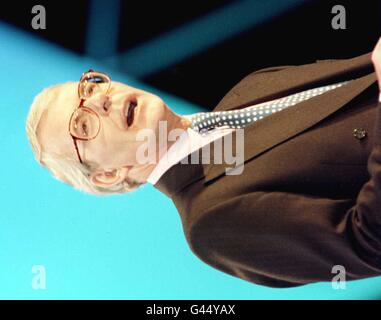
top-left (190, 79), bottom-right (352, 134)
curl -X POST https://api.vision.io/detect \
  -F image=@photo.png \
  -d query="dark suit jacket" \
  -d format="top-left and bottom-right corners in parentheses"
top-left (154, 51), bottom-right (381, 288)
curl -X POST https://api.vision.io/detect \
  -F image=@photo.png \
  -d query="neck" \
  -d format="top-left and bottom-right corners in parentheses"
top-left (128, 114), bottom-right (191, 183)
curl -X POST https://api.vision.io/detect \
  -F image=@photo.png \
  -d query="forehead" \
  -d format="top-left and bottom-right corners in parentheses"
top-left (37, 82), bottom-right (80, 159)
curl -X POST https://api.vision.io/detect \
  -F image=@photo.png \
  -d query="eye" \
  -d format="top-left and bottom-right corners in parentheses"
top-left (71, 111), bottom-right (97, 139)
top-left (85, 83), bottom-right (97, 97)
top-left (74, 118), bottom-right (90, 138)
top-left (82, 121), bottom-right (89, 137)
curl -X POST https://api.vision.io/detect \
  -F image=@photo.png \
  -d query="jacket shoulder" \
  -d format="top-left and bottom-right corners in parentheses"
top-left (213, 64), bottom-right (295, 112)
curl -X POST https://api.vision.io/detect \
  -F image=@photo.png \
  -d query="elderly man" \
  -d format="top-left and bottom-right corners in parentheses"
top-left (26, 37), bottom-right (381, 288)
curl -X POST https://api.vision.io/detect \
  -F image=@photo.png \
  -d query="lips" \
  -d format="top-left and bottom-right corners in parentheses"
top-left (125, 99), bottom-right (138, 127)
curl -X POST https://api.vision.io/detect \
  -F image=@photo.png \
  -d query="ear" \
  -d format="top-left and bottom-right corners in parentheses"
top-left (89, 166), bottom-right (130, 189)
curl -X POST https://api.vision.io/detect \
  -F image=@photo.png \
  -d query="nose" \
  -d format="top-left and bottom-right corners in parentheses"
top-left (84, 93), bottom-right (111, 116)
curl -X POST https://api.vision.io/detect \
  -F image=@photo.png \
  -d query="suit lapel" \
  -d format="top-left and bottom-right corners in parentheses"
top-left (204, 52), bottom-right (377, 183)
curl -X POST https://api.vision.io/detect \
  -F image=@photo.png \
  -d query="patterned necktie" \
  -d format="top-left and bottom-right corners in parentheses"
top-left (190, 79), bottom-right (352, 134)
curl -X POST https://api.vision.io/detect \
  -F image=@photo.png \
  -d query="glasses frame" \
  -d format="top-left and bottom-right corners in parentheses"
top-left (69, 69), bottom-right (111, 164)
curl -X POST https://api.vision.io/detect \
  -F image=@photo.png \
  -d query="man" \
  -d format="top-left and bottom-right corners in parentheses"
top-left (26, 37), bottom-right (381, 288)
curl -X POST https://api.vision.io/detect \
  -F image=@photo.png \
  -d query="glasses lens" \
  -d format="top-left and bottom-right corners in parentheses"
top-left (69, 108), bottom-right (100, 140)
top-left (78, 72), bottom-right (110, 99)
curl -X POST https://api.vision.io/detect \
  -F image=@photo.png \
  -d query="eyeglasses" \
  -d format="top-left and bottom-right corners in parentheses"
top-left (69, 69), bottom-right (111, 164)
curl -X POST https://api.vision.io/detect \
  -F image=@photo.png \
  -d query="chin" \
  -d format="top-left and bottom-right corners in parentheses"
top-left (149, 101), bottom-right (171, 128)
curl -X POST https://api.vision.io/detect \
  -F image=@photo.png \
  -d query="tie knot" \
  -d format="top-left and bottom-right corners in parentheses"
top-left (190, 112), bottom-right (219, 134)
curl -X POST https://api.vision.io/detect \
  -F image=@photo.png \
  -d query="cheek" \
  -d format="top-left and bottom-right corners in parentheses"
top-left (98, 130), bottom-right (148, 166)
top-left (85, 128), bottom-right (126, 165)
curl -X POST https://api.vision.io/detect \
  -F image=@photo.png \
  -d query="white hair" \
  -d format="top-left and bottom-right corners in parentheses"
top-left (25, 82), bottom-right (143, 196)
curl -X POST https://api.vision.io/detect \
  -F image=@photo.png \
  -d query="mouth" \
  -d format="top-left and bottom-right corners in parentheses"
top-left (124, 98), bottom-right (138, 127)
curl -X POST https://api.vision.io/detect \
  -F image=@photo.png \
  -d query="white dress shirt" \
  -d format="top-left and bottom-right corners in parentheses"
top-left (146, 114), bottom-right (235, 185)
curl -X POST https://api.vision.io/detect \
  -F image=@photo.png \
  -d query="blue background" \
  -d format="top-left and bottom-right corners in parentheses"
top-left (1, 21), bottom-right (381, 299)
